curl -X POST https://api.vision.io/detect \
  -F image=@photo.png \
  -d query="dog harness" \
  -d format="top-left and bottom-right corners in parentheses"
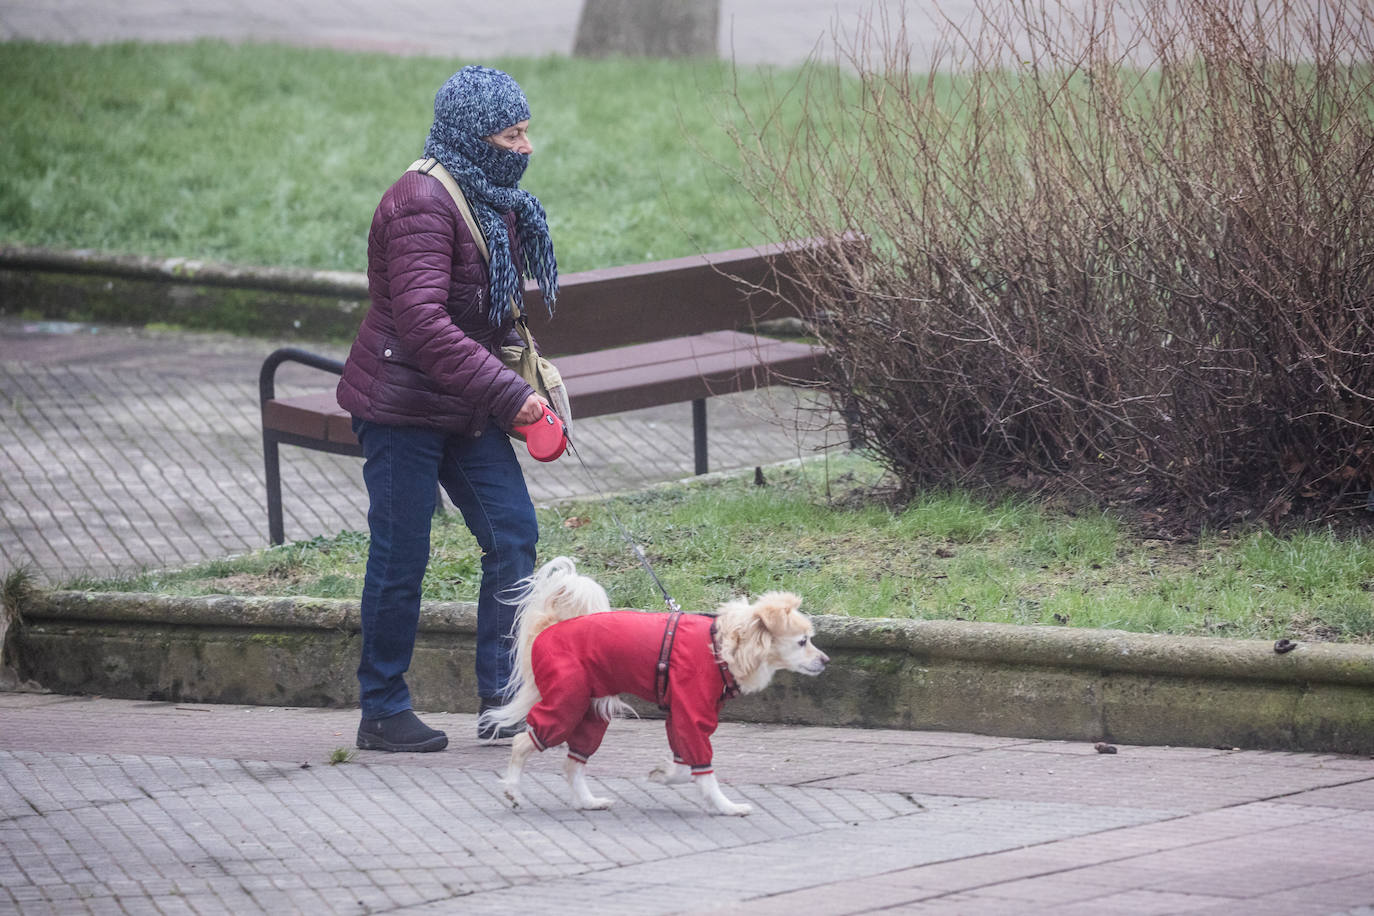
top-left (655, 612), bottom-right (741, 710)
top-left (524, 611), bottom-right (741, 770)
top-left (654, 611), bottom-right (683, 709)
top-left (709, 618), bottom-right (742, 701)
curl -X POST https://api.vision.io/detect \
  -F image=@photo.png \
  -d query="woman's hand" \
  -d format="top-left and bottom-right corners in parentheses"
top-left (513, 394), bottom-right (548, 426)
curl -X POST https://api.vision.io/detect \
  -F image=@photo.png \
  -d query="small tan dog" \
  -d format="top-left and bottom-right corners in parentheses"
top-left (481, 557), bottom-right (828, 816)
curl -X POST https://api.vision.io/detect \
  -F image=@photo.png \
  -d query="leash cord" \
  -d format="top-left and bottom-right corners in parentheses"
top-left (564, 435), bottom-right (681, 613)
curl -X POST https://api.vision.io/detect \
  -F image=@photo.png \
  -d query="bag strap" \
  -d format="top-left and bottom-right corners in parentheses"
top-left (408, 158), bottom-right (525, 321)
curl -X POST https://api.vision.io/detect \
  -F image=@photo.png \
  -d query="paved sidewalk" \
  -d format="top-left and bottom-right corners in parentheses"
top-left (2, 693), bottom-right (1373, 914)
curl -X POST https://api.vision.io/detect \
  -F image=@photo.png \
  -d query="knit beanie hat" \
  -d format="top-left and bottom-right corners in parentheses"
top-left (423, 66), bottom-right (558, 324)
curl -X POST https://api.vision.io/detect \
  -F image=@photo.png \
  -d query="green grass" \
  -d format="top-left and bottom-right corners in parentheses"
top-left (78, 454), bottom-right (1374, 643)
top-left (0, 41), bottom-right (803, 273)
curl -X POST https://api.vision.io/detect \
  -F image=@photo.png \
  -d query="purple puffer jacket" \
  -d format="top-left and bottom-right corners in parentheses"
top-left (336, 169), bottom-right (533, 436)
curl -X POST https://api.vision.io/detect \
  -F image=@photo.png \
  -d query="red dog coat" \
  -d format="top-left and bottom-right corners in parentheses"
top-left (524, 611), bottom-right (732, 773)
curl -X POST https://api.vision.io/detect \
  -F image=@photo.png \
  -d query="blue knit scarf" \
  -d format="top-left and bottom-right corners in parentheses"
top-left (422, 66), bottom-right (558, 325)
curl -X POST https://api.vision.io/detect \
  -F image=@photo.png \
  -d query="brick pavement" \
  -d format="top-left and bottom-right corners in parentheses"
top-left (2, 693), bottom-right (1372, 914)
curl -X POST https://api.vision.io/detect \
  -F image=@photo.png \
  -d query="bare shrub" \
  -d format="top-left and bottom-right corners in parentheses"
top-left (725, 0), bottom-right (1374, 526)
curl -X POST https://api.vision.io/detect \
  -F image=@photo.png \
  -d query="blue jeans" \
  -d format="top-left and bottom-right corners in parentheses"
top-left (352, 418), bottom-right (538, 719)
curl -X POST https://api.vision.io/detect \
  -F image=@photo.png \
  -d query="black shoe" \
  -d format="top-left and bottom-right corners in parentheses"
top-left (477, 697), bottom-right (525, 741)
top-left (356, 710), bottom-right (448, 753)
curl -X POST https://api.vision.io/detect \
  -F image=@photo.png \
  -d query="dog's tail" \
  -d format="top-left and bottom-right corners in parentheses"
top-left (479, 556), bottom-right (631, 736)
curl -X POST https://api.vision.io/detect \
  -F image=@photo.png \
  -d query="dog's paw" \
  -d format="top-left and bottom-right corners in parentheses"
top-left (713, 801), bottom-right (753, 817)
top-left (573, 795), bottom-right (614, 810)
top-left (649, 762), bottom-right (691, 785)
top-left (502, 786), bottom-right (524, 809)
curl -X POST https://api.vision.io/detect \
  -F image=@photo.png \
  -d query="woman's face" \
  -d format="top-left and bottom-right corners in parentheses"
top-left (486, 120), bottom-right (532, 155)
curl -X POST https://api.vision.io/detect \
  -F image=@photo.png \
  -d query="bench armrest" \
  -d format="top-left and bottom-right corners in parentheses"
top-left (259, 347), bottom-right (345, 405)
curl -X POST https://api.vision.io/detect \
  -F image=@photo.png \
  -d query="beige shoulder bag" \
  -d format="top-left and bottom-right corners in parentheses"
top-left (408, 158), bottom-right (572, 430)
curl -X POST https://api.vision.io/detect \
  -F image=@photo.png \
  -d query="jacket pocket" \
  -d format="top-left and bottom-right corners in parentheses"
top-left (377, 336), bottom-right (428, 393)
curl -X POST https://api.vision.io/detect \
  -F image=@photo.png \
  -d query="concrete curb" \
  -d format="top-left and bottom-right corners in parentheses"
top-left (821, 615), bottom-right (1374, 686)
top-left (17, 590), bottom-right (1374, 755)
top-left (0, 244), bottom-right (368, 297)
top-left (0, 245), bottom-right (369, 339)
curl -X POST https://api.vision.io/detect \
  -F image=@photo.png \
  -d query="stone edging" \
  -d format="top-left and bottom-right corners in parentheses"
top-left (0, 245), bottom-right (369, 339)
top-left (16, 590), bottom-right (1374, 754)
top-left (0, 245), bottom-right (367, 297)
top-left (27, 589), bottom-right (1374, 687)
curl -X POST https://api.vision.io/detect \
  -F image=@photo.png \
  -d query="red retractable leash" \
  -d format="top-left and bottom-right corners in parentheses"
top-left (511, 404), bottom-right (569, 462)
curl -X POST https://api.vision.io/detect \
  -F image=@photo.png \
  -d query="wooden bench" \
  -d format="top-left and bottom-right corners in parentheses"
top-left (260, 240), bottom-right (831, 545)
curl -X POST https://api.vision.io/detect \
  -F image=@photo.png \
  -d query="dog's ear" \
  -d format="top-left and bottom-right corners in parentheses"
top-left (753, 592), bottom-right (803, 635)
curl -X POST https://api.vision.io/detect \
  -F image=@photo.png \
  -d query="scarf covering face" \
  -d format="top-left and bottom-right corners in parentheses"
top-left (422, 65), bottom-right (558, 325)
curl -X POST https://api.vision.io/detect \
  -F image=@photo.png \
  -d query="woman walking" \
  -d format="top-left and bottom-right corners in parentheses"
top-left (337, 66), bottom-right (559, 751)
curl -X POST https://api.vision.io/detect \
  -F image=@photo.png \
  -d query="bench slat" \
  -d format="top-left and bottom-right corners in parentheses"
top-left (564, 331), bottom-right (824, 416)
top-left (554, 330), bottom-right (770, 375)
top-left (262, 331), bottom-right (824, 442)
top-left (262, 392), bottom-right (353, 443)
